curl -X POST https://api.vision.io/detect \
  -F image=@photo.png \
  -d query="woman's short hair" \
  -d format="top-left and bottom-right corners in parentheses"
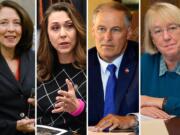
top-left (143, 2), bottom-right (180, 54)
top-left (0, 0), bottom-right (33, 57)
top-left (37, 2), bottom-right (86, 81)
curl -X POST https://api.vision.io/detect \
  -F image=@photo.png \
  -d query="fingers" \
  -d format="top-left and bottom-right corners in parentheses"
top-left (95, 114), bottom-right (120, 132)
top-left (18, 118), bottom-right (35, 126)
top-left (66, 79), bottom-right (74, 93)
top-left (109, 123), bottom-right (119, 131)
top-left (56, 94), bottom-right (73, 105)
top-left (96, 120), bottom-right (112, 131)
top-left (141, 96), bottom-right (163, 109)
top-left (52, 101), bottom-right (67, 113)
top-left (141, 107), bottom-right (170, 119)
top-left (94, 114), bottom-right (137, 132)
top-left (52, 107), bottom-right (64, 113)
top-left (16, 118), bottom-right (35, 132)
top-left (57, 90), bottom-right (70, 98)
top-left (27, 98), bottom-right (35, 106)
top-left (52, 79), bottom-right (79, 113)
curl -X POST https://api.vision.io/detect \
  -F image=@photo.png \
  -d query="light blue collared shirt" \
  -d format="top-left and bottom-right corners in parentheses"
top-left (159, 55), bottom-right (180, 76)
top-left (97, 53), bottom-right (124, 99)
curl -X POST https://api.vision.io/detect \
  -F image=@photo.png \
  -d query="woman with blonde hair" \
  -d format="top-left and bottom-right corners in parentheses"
top-left (141, 2), bottom-right (180, 119)
top-left (37, 2), bottom-right (86, 134)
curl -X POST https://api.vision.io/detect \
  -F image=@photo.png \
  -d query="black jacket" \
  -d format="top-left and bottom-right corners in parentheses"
top-left (0, 50), bottom-right (35, 135)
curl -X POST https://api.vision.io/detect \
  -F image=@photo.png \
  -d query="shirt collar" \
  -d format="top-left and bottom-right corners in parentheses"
top-left (159, 55), bottom-right (180, 76)
top-left (97, 53), bottom-right (124, 73)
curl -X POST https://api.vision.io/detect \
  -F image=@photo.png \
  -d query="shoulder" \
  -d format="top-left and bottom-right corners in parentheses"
top-left (88, 47), bottom-right (97, 56)
top-left (141, 53), bottom-right (160, 76)
top-left (124, 40), bottom-right (139, 61)
top-left (127, 40), bottom-right (138, 50)
top-left (141, 53), bottom-right (160, 65)
top-left (20, 49), bottom-right (35, 66)
top-left (21, 49), bottom-right (35, 59)
top-left (88, 47), bottom-right (98, 63)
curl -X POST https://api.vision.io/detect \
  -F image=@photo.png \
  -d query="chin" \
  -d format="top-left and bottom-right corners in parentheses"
top-left (165, 51), bottom-right (179, 58)
top-left (3, 44), bottom-right (17, 49)
top-left (57, 49), bottom-right (72, 54)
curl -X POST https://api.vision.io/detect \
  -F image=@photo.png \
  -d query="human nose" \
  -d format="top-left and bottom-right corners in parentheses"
top-left (7, 23), bottom-right (15, 32)
top-left (104, 31), bottom-right (112, 41)
top-left (59, 27), bottom-right (67, 38)
top-left (162, 29), bottom-right (171, 41)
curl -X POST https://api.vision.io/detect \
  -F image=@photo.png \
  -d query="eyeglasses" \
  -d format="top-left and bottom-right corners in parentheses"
top-left (151, 24), bottom-right (180, 37)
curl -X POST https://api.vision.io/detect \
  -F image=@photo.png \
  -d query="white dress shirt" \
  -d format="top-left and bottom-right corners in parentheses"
top-left (97, 53), bottom-right (124, 99)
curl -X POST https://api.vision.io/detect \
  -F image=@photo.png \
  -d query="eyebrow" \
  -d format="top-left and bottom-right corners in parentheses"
top-left (111, 26), bottom-right (121, 29)
top-left (49, 19), bottom-right (73, 25)
top-left (0, 18), bottom-right (20, 21)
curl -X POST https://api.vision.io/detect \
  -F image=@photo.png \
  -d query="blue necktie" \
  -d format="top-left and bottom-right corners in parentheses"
top-left (104, 64), bottom-right (117, 117)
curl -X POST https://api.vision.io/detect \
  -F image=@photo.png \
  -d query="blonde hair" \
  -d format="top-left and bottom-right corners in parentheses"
top-left (143, 2), bottom-right (180, 54)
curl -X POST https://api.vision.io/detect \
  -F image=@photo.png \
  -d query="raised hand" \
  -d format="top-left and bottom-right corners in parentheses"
top-left (52, 79), bottom-right (79, 113)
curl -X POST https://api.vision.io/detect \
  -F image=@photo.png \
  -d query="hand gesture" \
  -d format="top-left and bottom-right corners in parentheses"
top-left (52, 79), bottom-right (79, 113)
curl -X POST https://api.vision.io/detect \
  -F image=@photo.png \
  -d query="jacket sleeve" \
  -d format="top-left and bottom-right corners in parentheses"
top-left (0, 119), bottom-right (17, 135)
top-left (164, 97), bottom-right (180, 116)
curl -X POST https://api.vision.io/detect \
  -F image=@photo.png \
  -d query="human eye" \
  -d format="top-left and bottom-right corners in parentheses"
top-left (97, 26), bottom-right (106, 33)
top-left (111, 27), bottom-right (121, 33)
top-left (152, 28), bottom-right (162, 35)
top-left (0, 20), bottom-right (8, 26)
top-left (51, 25), bottom-right (60, 31)
top-left (14, 21), bottom-right (21, 26)
top-left (65, 22), bottom-right (74, 30)
top-left (168, 24), bottom-right (178, 32)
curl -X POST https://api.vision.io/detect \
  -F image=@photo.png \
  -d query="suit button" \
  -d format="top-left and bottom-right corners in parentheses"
top-left (20, 112), bottom-right (25, 118)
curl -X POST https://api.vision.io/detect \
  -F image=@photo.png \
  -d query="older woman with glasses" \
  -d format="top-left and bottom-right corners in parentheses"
top-left (141, 2), bottom-right (180, 119)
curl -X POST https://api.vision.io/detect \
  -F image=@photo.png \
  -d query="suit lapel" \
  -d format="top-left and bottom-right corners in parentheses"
top-left (92, 49), bottom-right (104, 118)
top-left (115, 44), bottom-right (138, 113)
top-left (0, 54), bottom-right (23, 94)
top-left (19, 53), bottom-right (28, 85)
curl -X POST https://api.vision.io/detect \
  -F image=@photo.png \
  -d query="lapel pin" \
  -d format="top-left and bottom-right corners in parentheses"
top-left (124, 68), bottom-right (129, 74)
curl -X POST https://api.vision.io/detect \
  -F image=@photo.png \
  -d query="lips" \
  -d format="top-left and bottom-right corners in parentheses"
top-left (101, 44), bottom-right (114, 48)
top-left (5, 35), bottom-right (16, 40)
top-left (59, 42), bottom-right (70, 45)
top-left (164, 43), bottom-right (176, 47)
top-left (58, 42), bottom-right (70, 49)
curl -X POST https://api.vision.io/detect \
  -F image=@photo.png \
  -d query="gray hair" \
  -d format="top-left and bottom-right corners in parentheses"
top-left (92, 1), bottom-right (132, 27)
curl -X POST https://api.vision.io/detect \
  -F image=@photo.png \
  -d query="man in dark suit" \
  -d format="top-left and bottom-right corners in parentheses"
top-left (88, 1), bottom-right (139, 132)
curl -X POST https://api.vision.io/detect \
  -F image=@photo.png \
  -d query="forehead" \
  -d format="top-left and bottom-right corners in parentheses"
top-left (0, 7), bottom-right (20, 20)
top-left (48, 11), bottom-right (71, 24)
top-left (94, 9), bottom-right (126, 27)
top-left (148, 11), bottom-right (179, 29)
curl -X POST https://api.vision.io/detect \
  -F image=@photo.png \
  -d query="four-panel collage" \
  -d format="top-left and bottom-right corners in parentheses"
top-left (0, 0), bottom-right (179, 135)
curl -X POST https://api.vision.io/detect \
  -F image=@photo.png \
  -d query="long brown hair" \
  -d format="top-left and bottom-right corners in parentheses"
top-left (37, 2), bottom-right (86, 81)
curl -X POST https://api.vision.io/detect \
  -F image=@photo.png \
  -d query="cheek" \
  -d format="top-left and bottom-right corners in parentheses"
top-left (71, 30), bottom-right (77, 40)
top-left (94, 33), bottom-right (101, 42)
top-left (115, 35), bottom-right (126, 44)
top-left (48, 30), bottom-right (56, 41)
top-left (153, 39), bottom-right (161, 48)
top-left (70, 30), bottom-right (77, 46)
top-left (16, 26), bottom-right (22, 37)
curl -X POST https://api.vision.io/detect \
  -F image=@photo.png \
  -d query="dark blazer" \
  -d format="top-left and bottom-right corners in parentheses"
top-left (0, 50), bottom-right (35, 135)
top-left (88, 41), bottom-right (139, 125)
